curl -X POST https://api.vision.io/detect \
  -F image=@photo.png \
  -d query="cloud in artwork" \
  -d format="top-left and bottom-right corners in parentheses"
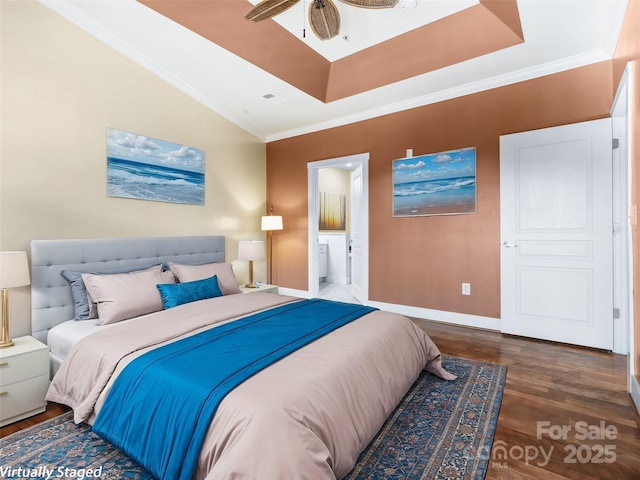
top-left (394, 160), bottom-right (426, 170)
top-left (393, 148), bottom-right (476, 185)
top-left (432, 154), bottom-right (456, 164)
top-left (107, 129), bottom-right (205, 173)
top-left (158, 146), bottom-right (205, 172)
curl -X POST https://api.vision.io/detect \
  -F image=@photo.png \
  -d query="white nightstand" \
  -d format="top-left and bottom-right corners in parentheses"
top-left (0, 335), bottom-right (49, 427)
top-left (240, 283), bottom-right (279, 294)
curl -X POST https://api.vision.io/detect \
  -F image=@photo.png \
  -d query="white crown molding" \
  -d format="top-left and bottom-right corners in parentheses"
top-left (266, 49), bottom-right (611, 142)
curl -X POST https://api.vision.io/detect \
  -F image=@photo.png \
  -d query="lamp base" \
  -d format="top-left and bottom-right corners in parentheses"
top-left (1, 289), bottom-right (13, 348)
top-left (244, 260), bottom-right (258, 289)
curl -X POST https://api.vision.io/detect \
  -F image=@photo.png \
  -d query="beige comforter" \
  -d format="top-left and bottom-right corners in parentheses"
top-left (47, 293), bottom-right (445, 480)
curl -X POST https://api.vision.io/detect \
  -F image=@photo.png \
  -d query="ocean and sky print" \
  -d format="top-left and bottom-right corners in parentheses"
top-left (107, 128), bottom-right (205, 205)
top-left (393, 147), bottom-right (476, 217)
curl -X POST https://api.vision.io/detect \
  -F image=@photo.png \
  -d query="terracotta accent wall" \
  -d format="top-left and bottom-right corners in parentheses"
top-left (267, 61), bottom-right (613, 319)
top-left (612, 0), bottom-right (640, 379)
top-left (613, 0), bottom-right (639, 87)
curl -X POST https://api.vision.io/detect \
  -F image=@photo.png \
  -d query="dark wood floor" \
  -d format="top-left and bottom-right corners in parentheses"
top-left (413, 319), bottom-right (640, 480)
top-left (2, 320), bottom-right (639, 479)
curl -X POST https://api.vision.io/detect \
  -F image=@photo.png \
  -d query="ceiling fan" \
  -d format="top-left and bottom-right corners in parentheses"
top-left (245, 0), bottom-right (399, 41)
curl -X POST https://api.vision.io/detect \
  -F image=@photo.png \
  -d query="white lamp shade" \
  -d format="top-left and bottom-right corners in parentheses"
top-left (0, 251), bottom-right (30, 288)
top-left (261, 215), bottom-right (283, 231)
top-left (237, 241), bottom-right (266, 261)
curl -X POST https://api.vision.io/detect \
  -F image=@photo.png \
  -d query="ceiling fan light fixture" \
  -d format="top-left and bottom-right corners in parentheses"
top-left (309, 0), bottom-right (340, 40)
top-left (338, 0), bottom-right (398, 9)
top-left (245, 0), bottom-right (301, 22)
top-left (398, 0), bottom-right (416, 10)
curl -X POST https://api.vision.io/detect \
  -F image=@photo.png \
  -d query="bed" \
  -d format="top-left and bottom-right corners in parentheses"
top-left (33, 235), bottom-right (454, 480)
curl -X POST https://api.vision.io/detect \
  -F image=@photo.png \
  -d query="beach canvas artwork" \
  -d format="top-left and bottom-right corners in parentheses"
top-left (393, 147), bottom-right (476, 217)
top-left (107, 128), bottom-right (205, 205)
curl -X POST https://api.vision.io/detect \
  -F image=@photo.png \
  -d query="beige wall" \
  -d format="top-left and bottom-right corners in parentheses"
top-left (0, 1), bottom-right (267, 336)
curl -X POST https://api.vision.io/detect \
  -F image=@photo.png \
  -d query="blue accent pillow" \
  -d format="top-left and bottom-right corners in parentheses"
top-left (157, 275), bottom-right (223, 309)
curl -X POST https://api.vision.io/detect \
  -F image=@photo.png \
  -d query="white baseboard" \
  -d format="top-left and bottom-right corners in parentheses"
top-left (368, 300), bottom-right (501, 331)
top-left (279, 287), bottom-right (500, 331)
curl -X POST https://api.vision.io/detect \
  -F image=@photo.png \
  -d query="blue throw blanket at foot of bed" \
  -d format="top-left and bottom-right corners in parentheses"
top-left (92, 298), bottom-right (377, 480)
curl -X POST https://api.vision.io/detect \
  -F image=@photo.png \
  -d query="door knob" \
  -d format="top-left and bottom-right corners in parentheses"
top-left (502, 242), bottom-right (518, 248)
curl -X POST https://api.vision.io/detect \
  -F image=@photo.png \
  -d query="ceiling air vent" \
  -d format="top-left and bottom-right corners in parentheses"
top-left (262, 93), bottom-right (289, 105)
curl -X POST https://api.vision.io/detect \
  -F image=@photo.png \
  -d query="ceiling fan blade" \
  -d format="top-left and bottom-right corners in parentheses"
top-left (245, 0), bottom-right (300, 22)
top-left (338, 0), bottom-right (398, 8)
top-left (309, 0), bottom-right (341, 40)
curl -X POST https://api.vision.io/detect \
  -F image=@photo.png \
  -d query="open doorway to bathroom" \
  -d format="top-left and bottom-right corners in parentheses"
top-left (307, 153), bottom-right (369, 304)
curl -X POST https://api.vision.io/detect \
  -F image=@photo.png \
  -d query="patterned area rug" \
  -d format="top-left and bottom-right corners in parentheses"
top-left (0, 355), bottom-right (506, 480)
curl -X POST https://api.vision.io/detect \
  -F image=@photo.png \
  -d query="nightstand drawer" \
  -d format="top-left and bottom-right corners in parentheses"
top-left (0, 348), bottom-right (49, 386)
top-left (0, 373), bottom-right (48, 424)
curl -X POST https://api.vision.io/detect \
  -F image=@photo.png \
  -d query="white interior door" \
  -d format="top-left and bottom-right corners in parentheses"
top-left (350, 165), bottom-right (367, 302)
top-left (500, 118), bottom-right (614, 350)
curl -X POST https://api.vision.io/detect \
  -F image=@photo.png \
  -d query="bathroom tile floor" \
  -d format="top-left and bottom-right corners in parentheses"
top-left (318, 282), bottom-right (360, 304)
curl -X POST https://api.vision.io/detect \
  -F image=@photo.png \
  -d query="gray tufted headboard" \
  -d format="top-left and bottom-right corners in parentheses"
top-left (31, 236), bottom-right (225, 344)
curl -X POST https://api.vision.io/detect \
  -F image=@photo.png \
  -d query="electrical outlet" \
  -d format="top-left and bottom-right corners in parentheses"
top-left (461, 283), bottom-right (471, 295)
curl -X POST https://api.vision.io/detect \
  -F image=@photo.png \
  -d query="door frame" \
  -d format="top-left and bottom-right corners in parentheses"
top-left (307, 153), bottom-right (369, 300)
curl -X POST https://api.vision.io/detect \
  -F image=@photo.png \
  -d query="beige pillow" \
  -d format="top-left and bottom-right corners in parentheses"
top-left (82, 267), bottom-right (175, 325)
top-left (168, 262), bottom-right (241, 295)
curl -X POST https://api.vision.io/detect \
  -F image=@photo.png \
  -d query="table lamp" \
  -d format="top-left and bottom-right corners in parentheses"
top-left (238, 240), bottom-right (265, 288)
top-left (0, 251), bottom-right (30, 348)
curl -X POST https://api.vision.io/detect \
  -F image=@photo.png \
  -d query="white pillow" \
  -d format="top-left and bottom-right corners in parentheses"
top-left (82, 266), bottom-right (175, 325)
top-left (168, 262), bottom-right (241, 295)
